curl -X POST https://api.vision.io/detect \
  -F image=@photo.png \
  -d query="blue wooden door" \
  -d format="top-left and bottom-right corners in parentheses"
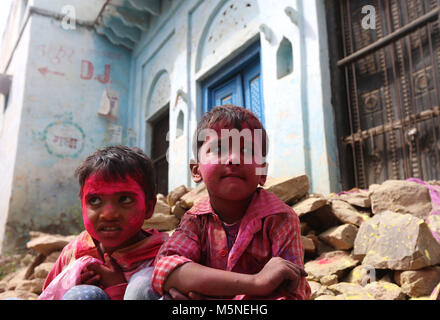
top-left (202, 42), bottom-right (264, 124)
top-left (212, 74), bottom-right (244, 107)
top-left (243, 59), bottom-right (264, 121)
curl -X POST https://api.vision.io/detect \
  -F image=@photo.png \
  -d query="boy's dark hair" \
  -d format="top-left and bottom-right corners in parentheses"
top-left (192, 104), bottom-right (268, 160)
top-left (75, 145), bottom-right (156, 200)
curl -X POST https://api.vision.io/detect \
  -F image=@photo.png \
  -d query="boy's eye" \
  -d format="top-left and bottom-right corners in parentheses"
top-left (88, 197), bottom-right (101, 206)
top-left (120, 195), bottom-right (134, 204)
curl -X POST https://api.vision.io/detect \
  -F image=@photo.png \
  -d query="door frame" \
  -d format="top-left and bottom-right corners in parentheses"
top-left (201, 41), bottom-right (262, 116)
top-left (147, 104), bottom-right (170, 195)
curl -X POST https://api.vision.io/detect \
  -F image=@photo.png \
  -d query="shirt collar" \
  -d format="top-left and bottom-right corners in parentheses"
top-left (76, 229), bottom-right (167, 269)
top-left (187, 187), bottom-right (290, 221)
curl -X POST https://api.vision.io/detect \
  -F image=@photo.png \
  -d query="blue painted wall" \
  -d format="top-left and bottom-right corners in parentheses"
top-left (1, 0), bottom-right (342, 252)
top-left (3, 13), bottom-right (132, 252)
top-left (128, 0), bottom-right (341, 196)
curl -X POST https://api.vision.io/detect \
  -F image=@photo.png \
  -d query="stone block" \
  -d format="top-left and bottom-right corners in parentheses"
top-left (143, 213), bottom-right (179, 231)
top-left (353, 211), bottom-right (440, 270)
top-left (314, 294), bottom-right (344, 300)
top-left (153, 199), bottom-right (171, 215)
top-left (320, 274), bottom-right (338, 286)
top-left (333, 189), bottom-right (371, 208)
top-left (330, 200), bottom-right (370, 226)
top-left (328, 282), bottom-right (374, 300)
top-left (319, 224), bottom-right (358, 250)
top-left (370, 180), bottom-right (432, 218)
top-left (167, 185), bottom-right (190, 206)
top-left (304, 251), bottom-right (359, 281)
top-left (364, 281), bottom-right (406, 300)
top-left (292, 196), bottom-right (328, 217)
top-left (344, 265), bottom-right (377, 286)
top-left (179, 183), bottom-right (208, 209)
top-left (171, 201), bottom-right (187, 219)
top-left (0, 290), bottom-right (39, 300)
top-left (394, 267), bottom-right (440, 297)
top-left (301, 236), bottom-right (315, 255)
top-left (309, 281), bottom-right (335, 300)
top-left (262, 175), bottom-right (309, 205)
top-left (26, 232), bottom-right (75, 256)
top-left (6, 268), bottom-right (27, 290)
top-left (33, 262), bottom-right (54, 280)
top-left (300, 205), bottom-right (340, 234)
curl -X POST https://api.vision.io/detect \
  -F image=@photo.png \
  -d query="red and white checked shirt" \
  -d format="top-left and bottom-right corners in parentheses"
top-left (151, 188), bottom-right (311, 300)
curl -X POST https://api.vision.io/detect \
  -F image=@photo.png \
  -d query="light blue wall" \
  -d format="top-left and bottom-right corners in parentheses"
top-left (2, 0), bottom-right (342, 252)
top-left (129, 0), bottom-right (341, 196)
top-left (3, 13), bottom-right (132, 252)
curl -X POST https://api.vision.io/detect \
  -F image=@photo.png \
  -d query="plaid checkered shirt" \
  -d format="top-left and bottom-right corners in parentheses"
top-left (151, 188), bottom-right (311, 300)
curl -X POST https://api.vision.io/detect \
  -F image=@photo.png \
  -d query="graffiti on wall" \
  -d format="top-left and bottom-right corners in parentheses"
top-left (43, 121), bottom-right (85, 159)
top-left (35, 44), bottom-right (75, 65)
top-left (80, 60), bottom-right (112, 84)
top-left (35, 43), bottom-right (113, 84)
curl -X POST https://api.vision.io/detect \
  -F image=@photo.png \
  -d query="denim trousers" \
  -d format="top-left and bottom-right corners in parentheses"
top-left (61, 266), bottom-right (161, 300)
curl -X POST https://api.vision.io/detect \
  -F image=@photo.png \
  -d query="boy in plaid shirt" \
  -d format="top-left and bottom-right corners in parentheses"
top-left (152, 105), bottom-right (310, 299)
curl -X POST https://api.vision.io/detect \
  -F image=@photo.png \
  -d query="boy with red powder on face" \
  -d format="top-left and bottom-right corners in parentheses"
top-left (151, 105), bottom-right (311, 300)
top-left (39, 146), bottom-right (169, 300)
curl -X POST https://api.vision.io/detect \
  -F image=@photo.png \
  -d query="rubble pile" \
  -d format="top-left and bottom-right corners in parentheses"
top-left (1, 176), bottom-right (440, 300)
top-left (0, 232), bottom-right (75, 300)
top-left (300, 178), bottom-right (440, 300)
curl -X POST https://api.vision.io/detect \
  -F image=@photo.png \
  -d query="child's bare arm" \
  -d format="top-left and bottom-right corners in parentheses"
top-left (164, 257), bottom-right (307, 297)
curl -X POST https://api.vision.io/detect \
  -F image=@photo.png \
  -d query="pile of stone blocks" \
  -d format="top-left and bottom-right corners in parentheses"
top-left (0, 232), bottom-right (75, 300)
top-left (301, 179), bottom-right (440, 300)
top-left (125, 175), bottom-right (440, 300)
top-left (2, 176), bottom-right (440, 300)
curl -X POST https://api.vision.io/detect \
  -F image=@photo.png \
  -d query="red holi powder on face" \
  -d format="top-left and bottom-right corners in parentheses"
top-left (81, 173), bottom-right (146, 246)
top-left (82, 174), bottom-right (145, 200)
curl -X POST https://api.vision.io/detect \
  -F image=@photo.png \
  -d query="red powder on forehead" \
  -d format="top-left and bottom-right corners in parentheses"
top-left (82, 173), bottom-right (144, 195)
top-left (211, 118), bottom-right (259, 131)
top-left (81, 173), bottom-right (147, 247)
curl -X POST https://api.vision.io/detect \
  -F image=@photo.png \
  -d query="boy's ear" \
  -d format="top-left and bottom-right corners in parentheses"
top-left (189, 159), bottom-right (203, 183)
top-left (258, 163), bottom-right (268, 186)
top-left (144, 197), bottom-right (157, 220)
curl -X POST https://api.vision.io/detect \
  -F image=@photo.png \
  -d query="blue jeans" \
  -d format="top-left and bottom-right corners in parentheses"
top-left (62, 266), bottom-right (161, 300)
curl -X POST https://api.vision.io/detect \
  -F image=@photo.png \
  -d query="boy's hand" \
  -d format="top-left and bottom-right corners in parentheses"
top-left (164, 288), bottom-right (220, 300)
top-left (80, 266), bottom-right (101, 286)
top-left (252, 257), bottom-right (307, 296)
top-left (87, 253), bottom-right (126, 288)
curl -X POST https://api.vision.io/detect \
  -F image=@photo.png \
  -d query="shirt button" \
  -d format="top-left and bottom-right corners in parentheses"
top-left (220, 249), bottom-right (228, 257)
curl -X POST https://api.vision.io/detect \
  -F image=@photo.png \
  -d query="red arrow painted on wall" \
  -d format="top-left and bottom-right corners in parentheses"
top-left (38, 67), bottom-right (65, 77)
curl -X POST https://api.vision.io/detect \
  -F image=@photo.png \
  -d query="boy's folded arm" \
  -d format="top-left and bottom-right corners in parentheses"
top-left (151, 225), bottom-right (264, 297)
top-left (162, 256), bottom-right (305, 298)
top-left (163, 261), bottom-right (258, 297)
top-left (151, 214), bottom-right (203, 295)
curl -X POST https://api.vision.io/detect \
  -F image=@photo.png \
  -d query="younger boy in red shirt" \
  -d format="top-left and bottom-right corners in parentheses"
top-left (39, 146), bottom-right (168, 300)
top-left (152, 105), bottom-right (310, 299)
